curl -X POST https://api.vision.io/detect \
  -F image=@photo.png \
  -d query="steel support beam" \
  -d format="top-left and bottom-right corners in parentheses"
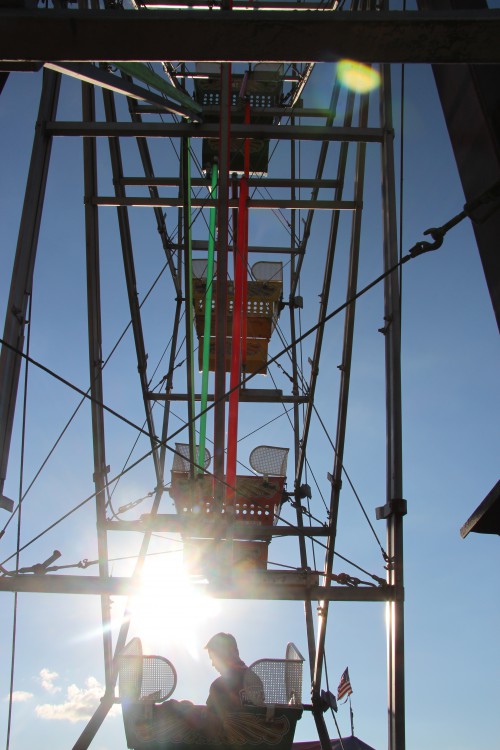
top-left (379, 64), bottom-right (405, 750)
top-left (103, 517), bottom-right (332, 537)
top-left (71, 694), bottom-right (115, 750)
top-left (313, 90), bottom-right (369, 693)
top-left (0, 574), bottom-right (397, 601)
top-left (295, 91), bottom-right (353, 490)
top-left (147, 391), bottom-right (309, 403)
top-left (81, 79), bottom-right (113, 687)
top-left (213, 64), bottom-right (230, 506)
top-left (290, 79), bottom-right (340, 295)
top-left (93, 196), bottom-right (357, 210)
top-left (45, 121), bottom-right (385, 141)
top-left (133, 106), bottom-right (337, 118)
top-left (190, 241), bottom-right (299, 255)
top-left (120, 176), bottom-right (340, 189)
top-left (101, 87), bottom-right (163, 482)
top-left (1, 9), bottom-right (500, 63)
top-left (0, 69), bottom-right (60, 510)
top-left (126, 101), bottom-right (181, 296)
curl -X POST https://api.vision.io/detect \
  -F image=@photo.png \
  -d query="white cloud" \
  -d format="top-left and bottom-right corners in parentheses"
top-left (35, 677), bottom-right (120, 723)
top-left (7, 691), bottom-right (34, 702)
top-left (39, 668), bottom-right (61, 694)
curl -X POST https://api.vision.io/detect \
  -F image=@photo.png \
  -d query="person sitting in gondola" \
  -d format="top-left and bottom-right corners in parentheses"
top-left (205, 632), bottom-right (264, 718)
top-left (149, 633), bottom-right (263, 735)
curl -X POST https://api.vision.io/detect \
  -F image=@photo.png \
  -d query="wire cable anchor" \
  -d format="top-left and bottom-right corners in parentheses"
top-left (408, 178), bottom-right (500, 259)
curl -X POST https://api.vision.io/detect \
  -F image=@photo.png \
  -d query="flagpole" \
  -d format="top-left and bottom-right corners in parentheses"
top-left (349, 695), bottom-right (354, 737)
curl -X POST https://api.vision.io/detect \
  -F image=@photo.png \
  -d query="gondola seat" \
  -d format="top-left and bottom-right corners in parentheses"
top-left (119, 639), bottom-right (304, 750)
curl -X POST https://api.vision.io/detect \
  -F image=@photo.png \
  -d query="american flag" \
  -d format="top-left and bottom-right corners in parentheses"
top-left (337, 668), bottom-right (353, 702)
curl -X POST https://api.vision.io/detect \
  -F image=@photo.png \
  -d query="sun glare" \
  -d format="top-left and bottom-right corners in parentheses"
top-left (337, 60), bottom-right (380, 93)
top-left (130, 553), bottom-right (221, 657)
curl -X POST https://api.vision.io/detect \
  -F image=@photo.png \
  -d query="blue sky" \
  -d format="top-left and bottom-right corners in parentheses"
top-left (0, 56), bottom-right (499, 750)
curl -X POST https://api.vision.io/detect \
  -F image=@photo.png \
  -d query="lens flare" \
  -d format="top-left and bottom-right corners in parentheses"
top-left (337, 60), bottom-right (380, 93)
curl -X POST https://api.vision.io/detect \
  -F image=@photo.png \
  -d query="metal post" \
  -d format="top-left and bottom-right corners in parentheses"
top-left (182, 137), bottom-right (196, 475)
top-left (0, 69), bottom-right (60, 510)
top-left (295, 91), bottom-right (355, 489)
top-left (379, 63), bottom-right (405, 750)
top-left (126, 102), bottom-right (181, 297)
top-left (290, 80), bottom-right (342, 298)
top-left (213, 63), bottom-right (231, 506)
top-left (289, 126), bottom-right (317, 684)
top-left (313, 89), bottom-right (369, 691)
top-left (81, 80), bottom-right (113, 688)
top-left (101, 86), bottom-right (163, 481)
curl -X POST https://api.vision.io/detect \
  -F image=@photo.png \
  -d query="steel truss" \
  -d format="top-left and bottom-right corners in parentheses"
top-left (0, 5), bottom-right (408, 750)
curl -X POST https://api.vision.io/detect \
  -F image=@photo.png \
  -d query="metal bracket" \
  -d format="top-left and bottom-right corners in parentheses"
top-left (375, 498), bottom-right (407, 520)
top-left (0, 494), bottom-right (14, 513)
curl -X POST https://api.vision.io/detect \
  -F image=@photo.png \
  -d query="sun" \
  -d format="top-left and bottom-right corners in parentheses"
top-left (130, 550), bottom-right (221, 657)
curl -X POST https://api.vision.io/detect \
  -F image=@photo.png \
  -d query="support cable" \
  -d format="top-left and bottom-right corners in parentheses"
top-left (1, 198), bottom-right (488, 559)
top-left (312, 403), bottom-right (386, 555)
top-left (269, 539), bottom-right (385, 585)
top-left (1, 545), bottom-right (185, 576)
top-left (1, 258), bottom-right (171, 538)
top-left (0, 205), bottom-right (476, 471)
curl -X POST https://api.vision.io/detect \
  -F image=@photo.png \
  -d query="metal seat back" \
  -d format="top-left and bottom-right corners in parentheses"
top-left (246, 643), bottom-right (304, 706)
top-left (118, 639), bottom-right (177, 703)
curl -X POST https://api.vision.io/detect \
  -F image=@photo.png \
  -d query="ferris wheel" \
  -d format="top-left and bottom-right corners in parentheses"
top-left (1, 5), bottom-right (498, 750)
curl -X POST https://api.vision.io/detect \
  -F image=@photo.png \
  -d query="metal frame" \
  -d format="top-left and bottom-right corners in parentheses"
top-left (4, 6), bottom-right (471, 749)
top-left (1, 9), bottom-right (500, 62)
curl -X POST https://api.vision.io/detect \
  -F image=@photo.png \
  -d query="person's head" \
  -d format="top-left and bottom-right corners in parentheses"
top-left (205, 633), bottom-right (244, 673)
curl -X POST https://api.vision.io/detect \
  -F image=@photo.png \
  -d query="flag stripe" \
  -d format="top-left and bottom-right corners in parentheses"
top-left (337, 668), bottom-right (353, 701)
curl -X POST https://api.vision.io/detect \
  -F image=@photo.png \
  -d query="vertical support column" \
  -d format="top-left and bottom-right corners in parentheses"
top-left (213, 63), bottom-right (231, 507)
top-left (182, 138), bottom-right (196, 475)
top-left (226, 181), bottom-right (245, 500)
top-left (289, 124), bottom-right (317, 684)
top-left (240, 101), bottom-right (250, 369)
top-left (198, 165), bottom-right (218, 471)
top-left (313, 90), bottom-right (368, 696)
top-left (82, 81), bottom-right (113, 688)
top-left (0, 69), bottom-right (60, 511)
top-left (379, 63), bottom-right (406, 750)
top-left (102, 86), bottom-right (162, 482)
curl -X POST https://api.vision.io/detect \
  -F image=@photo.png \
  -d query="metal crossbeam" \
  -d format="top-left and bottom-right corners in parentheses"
top-left (0, 574), bottom-right (397, 601)
top-left (45, 122), bottom-right (385, 141)
top-left (147, 391), bottom-right (309, 402)
top-left (103, 517), bottom-right (330, 537)
top-left (1, 9), bottom-right (499, 63)
top-left (93, 196), bottom-right (357, 210)
top-left (120, 177), bottom-right (340, 189)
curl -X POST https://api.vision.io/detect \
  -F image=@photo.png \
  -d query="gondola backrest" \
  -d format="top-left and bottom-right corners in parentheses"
top-left (246, 643), bottom-right (304, 707)
top-left (118, 638), bottom-right (177, 704)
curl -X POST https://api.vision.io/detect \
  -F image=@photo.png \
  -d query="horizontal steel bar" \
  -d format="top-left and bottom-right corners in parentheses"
top-left (142, 0), bottom-right (337, 9)
top-left (0, 573), bottom-right (397, 601)
top-left (120, 176), bottom-right (340, 189)
top-left (45, 121), bottom-right (385, 142)
top-left (0, 9), bottom-right (499, 63)
top-left (191, 240), bottom-right (299, 255)
top-left (93, 196), bottom-right (357, 210)
top-left (133, 106), bottom-right (335, 119)
top-left (147, 391), bottom-right (309, 403)
top-left (104, 517), bottom-right (329, 538)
